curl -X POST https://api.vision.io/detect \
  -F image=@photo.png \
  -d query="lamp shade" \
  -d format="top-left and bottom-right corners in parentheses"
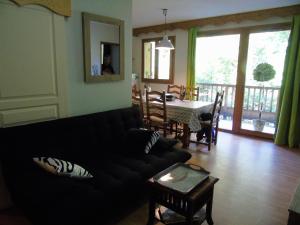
top-left (156, 35), bottom-right (174, 50)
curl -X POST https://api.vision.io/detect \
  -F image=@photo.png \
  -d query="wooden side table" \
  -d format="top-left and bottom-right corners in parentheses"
top-left (147, 164), bottom-right (219, 225)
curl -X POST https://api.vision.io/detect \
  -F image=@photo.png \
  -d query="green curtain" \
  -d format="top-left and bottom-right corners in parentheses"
top-left (186, 27), bottom-right (198, 90)
top-left (275, 15), bottom-right (300, 148)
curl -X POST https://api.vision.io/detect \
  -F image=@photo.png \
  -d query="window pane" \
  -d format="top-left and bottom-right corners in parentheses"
top-left (196, 35), bottom-right (240, 85)
top-left (142, 37), bottom-right (175, 83)
top-left (241, 30), bottom-right (290, 134)
top-left (158, 49), bottom-right (171, 79)
top-left (143, 41), bottom-right (155, 79)
top-left (195, 34), bottom-right (240, 130)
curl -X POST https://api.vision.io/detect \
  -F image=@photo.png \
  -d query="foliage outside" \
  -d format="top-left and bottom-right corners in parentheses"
top-left (195, 31), bottom-right (289, 87)
top-left (253, 63), bottom-right (275, 82)
top-left (253, 63), bottom-right (276, 120)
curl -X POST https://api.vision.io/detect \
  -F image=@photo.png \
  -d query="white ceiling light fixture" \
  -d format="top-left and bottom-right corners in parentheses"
top-left (156, 9), bottom-right (175, 51)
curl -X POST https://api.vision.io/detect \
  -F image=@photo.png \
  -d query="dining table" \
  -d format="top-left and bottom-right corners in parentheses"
top-left (140, 96), bottom-right (214, 148)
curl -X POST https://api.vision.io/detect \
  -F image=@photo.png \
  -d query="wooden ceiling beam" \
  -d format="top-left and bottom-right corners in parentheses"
top-left (133, 4), bottom-right (300, 36)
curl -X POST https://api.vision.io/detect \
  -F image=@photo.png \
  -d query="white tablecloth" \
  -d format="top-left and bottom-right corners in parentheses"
top-left (139, 98), bottom-right (213, 132)
top-left (164, 100), bottom-right (213, 131)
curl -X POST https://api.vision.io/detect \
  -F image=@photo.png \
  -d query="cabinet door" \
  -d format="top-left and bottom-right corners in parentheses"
top-left (0, 0), bottom-right (68, 127)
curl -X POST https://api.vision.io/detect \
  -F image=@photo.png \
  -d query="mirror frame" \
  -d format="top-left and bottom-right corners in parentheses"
top-left (82, 12), bottom-right (125, 83)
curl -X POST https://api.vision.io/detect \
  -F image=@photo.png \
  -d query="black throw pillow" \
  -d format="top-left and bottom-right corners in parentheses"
top-left (151, 137), bottom-right (179, 152)
top-left (123, 128), bottom-right (160, 154)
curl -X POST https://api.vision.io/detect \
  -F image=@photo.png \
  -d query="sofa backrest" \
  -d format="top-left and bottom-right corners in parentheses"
top-left (0, 106), bottom-right (143, 163)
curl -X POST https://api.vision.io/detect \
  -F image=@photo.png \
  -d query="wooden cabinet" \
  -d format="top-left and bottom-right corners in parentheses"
top-left (0, 0), bottom-right (68, 127)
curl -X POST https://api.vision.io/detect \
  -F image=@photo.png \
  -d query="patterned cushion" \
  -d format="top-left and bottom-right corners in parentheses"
top-left (144, 130), bottom-right (160, 154)
top-left (33, 157), bottom-right (93, 179)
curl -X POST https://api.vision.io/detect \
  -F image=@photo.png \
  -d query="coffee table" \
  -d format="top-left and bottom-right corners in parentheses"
top-left (147, 163), bottom-right (219, 225)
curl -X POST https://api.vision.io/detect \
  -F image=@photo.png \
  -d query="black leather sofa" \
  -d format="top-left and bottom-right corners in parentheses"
top-left (0, 106), bottom-right (191, 225)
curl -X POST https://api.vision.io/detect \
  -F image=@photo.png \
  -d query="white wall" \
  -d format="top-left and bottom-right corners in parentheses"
top-left (132, 16), bottom-right (291, 92)
top-left (66, 0), bottom-right (132, 116)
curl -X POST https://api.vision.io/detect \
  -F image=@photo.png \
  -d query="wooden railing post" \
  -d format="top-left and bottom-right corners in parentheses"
top-left (224, 86), bottom-right (229, 108)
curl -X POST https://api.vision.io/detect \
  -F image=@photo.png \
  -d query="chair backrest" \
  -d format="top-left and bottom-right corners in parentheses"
top-left (146, 90), bottom-right (167, 123)
top-left (167, 84), bottom-right (183, 99)
top-left (132, 89), bottom-right (144, 118)
top-left (185, 86), bottom-right (200, 101)
top-left (132, 84), bottom-right (137, 93)
top-left (210, 91), bottom-right (224, 126)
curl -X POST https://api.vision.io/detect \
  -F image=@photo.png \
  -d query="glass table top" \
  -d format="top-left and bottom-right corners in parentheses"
top-left (153, 163), bottom-right (210, 194)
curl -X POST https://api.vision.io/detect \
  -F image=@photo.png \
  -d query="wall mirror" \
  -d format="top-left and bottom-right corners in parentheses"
top-left (82, 12), bottom-right (124, 82)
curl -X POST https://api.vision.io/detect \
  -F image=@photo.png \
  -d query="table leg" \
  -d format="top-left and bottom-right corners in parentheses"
top-left (182, 123), bottom-right (190, 148)
top-left (206, 192), bottom-right (214, 225)
top-left (147, 198), bottom-right (156, 225)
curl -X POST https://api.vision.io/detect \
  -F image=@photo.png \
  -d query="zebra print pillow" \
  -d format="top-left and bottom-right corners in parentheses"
top-left (144, 130), bottom-right (160, 154)
top-left (33, 157), bottom-right (93, 179)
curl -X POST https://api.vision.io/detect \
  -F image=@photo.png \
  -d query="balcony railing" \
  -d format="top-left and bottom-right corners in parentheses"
top-left (197, 83), bottom-right (280, 123)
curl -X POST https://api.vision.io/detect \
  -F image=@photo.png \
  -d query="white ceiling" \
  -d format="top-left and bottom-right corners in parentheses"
top-left (132, 0), bottom-right (300, 28)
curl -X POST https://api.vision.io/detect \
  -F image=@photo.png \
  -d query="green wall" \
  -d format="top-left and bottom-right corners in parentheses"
top-left (66, 0), bottom-right (132, 116)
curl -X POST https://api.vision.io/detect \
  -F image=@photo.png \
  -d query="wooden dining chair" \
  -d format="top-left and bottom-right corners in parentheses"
top-left (146, 90), bottom-right (170, 137)
top-left (194, 91), bottom-right (224, 151)
top-left (167, 84), bottom-right (184, 135)
top-left (171, 87), bottom-right (200, 138)
top-left (212, 90), bottom-right (225, 146)
top-left (185, 86), bottom-right (200, 101)
top-left (132, 84), bottom-right (139, 95)
top-left (132, 88), bottom-right (146, 123)
top-left (167, 84), bottom-right (183, 99)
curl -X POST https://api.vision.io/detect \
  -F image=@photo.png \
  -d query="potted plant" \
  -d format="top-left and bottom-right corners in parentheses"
top-left (252, 63), bottom-right (275, 131)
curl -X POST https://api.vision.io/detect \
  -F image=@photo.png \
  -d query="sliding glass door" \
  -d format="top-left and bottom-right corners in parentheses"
top-left (195, 24), bottom-right (291, 138)
top-left (241, 30), bottom-right (290, 134)
top-left (196, 34), bottom-right (240, 131)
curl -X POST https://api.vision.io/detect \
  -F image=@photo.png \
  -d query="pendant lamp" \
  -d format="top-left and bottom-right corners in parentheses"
top-left (156, 9), bottom-right (174, 51)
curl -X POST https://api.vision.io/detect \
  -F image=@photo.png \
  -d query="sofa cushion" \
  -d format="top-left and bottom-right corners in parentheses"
top-left (91, 107), bottom-right (143, 151)
top-left (7, 166), bottom-right (108, 225)
top-left (89, 148), bottom-right (191, 181)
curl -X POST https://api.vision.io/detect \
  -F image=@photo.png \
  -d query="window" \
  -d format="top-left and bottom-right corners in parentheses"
top-left (142, 37), bottom-right (175, 84)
